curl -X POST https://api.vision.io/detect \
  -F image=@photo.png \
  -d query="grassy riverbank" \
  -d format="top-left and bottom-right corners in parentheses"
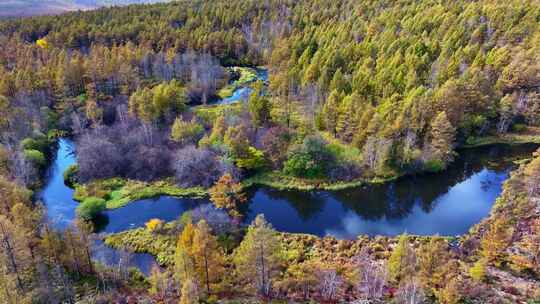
top-left (461, 128), bottom-right (540, 148)
top-left (73, 178), bottom-right (206, 209)
top-left (245, 130), bottom-right (540, 192)
top-left (105, 221), bottom-right (178, 265)
top-left (104, 217), bottom-right (444, 269)
top-left (242, 171), bottom-right (401, 191)
top-left (72, 129), bottom-right (540, 209)
top-left (104, 146), bottom-right (540, 302)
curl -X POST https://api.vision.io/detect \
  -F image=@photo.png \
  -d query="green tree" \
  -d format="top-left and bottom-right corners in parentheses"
top-left (76, 197), bottom-right (105, 221)
top-left (248, 83), bottom-right (271, 127)
top-left (427, 111), bottom-right (456, 170)
top-left (233, 214), bottom-right (282, 297)
top-left (322, 90), bottom-right (342, 136)
top-left (469, 259), bottom-right (487, 282)
top-left (388, 234), bottom-right (416, 283)
top-left (171, 117), bottom-right (204, 146)
top-left (336, 93), bottom-right (360, 142)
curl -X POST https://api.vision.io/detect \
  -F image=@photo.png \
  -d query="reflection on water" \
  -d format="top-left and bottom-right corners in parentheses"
top-left (40, 139), bottom-right (158, 274)
top-left (244, 144), bottom-right (538, 238)
top-left (40, 139), bottom-right (78, 229)
top-left (40, 139), bottom-right (539, 273)
top-left (99, 196), bottom-right (205, 233)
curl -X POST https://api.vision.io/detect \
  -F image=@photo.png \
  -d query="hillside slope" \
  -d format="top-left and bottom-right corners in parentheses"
top-left (0, 0), bottom-right (171, 18)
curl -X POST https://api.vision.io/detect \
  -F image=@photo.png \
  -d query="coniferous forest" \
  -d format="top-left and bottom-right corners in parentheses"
top-left (0, 0), bottom-right (539, 303)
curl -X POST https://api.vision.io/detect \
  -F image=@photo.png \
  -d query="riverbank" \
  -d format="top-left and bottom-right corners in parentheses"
top-left (248, 130), bottom-right (540, 192)
top-left (242, 171), bottom-right (401, 191)
top-left (73, 178), bottom-right (206, 209)
top-left (104, 218), bottom-right (448, 268)
top-left (461, 127), bottom-right (540, 148)
top-left (217, 66), bottom-right (261, 99)
top-left (71, 134), bottom-right (540, 211)
top-left (104, 146), bottom-right (540, 302)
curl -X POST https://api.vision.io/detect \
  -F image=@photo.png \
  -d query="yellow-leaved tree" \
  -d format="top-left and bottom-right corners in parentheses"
top-left (192, 220), bottom-right (224, 296)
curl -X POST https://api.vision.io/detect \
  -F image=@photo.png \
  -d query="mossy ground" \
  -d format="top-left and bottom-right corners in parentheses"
top-left (105, 222), bottom-right (178, 266)
top-left (461, 128), bottom-right (540, 148)
top-left (73, 178), bottom-right (206, 209)
top-left (193, 102), bottom-right (243, 125)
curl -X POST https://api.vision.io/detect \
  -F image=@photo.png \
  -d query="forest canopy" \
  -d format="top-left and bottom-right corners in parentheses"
top-left (0, 0), bottom-right (539, 302)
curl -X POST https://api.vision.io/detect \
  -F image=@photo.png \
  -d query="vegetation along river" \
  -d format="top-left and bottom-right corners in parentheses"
top-left (40, 138), bottom-right (539, 273)
top-left (38, 66), bottom-right (540, 274)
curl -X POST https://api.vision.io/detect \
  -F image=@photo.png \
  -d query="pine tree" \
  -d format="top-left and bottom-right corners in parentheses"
top-left (179, 278), bottom-right (199, 304)
top-left (469, 259), bottom-right (487, 282)
top-left (192, 220), bottom-right (224, 296)
top-left (233, 214), bottom-right (282, 297)
top-left (85, 98), bottom-right (103, 126)
top-left (388, 234), bottom-right (416, 283)
top-left (336, 93), bottom-right (360, 142)
top-left (481, 217), bottom-right (512, 265)
top-left (329, 68), bottom-right (349, 93)
top-left (171, 117), bottom-right (204, 146)
top-left (322, 89), bottom-right (342, 136)
top-left (175, 222), bottom-right (196, 283)
top-left (428, 111), bottom-right (456, 168)
top-left (417, 237), bottom-right (449, 290)
top-left (248, 82), bottom-right (271, 127)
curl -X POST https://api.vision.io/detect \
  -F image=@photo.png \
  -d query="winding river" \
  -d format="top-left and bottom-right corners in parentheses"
top-left (40, 139), bottom-right (539, 273)
top-left (38, 68), bottom-right (540, 273)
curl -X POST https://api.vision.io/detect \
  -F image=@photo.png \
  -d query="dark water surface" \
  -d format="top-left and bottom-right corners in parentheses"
top-left (244, 144), bottom-right (530, 237)
top-left (40, 139), bottom-right (538, 273)
top-left (113, 144), bottom-right (534, 238)
top-left (40, 139), bottom-right (156, 274)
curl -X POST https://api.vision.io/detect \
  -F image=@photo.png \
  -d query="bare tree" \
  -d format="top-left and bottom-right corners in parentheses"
top-left (0, 217), bottom-right (23, 292)
top-left (189, 53), bottom-right (224, 104)
top-left (191, 204), bottom-right (233, 234)
top-left (355, 248), bottom-right (388, 301)
top-left (318, 268), bottom-right (343, 302)
top-left (173, 146), bottom-right (228, 188)
top-left (395, 279), bottom-right (425, 304)
top-left (8, 148), bottom-right (36, 186)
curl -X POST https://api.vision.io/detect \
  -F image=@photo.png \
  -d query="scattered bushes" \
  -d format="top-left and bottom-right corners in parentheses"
top-left (63, 164), bottom-right (79, 187)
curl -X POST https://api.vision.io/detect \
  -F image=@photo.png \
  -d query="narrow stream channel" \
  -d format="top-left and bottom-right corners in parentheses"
top-left (39, 139), bottom-right (157, 274)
